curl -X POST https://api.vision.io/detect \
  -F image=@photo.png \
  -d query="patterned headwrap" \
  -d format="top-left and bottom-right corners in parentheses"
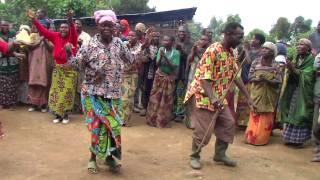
top-left (94, 10), bottom-right (117, 24)
top-left (120, 19), bottom-right (130, 37)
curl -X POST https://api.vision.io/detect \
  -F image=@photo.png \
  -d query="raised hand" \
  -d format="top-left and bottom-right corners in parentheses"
top-left (27, 9), bottom-right (36, 20)
top-left (66, 9), bottom-right (74, 22)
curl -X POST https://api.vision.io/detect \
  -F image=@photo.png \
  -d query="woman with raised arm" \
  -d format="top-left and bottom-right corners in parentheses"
top-left (27, 9), bottom-right (78, 124)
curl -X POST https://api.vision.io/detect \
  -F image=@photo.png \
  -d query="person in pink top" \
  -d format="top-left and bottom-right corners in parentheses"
top-left (27, 9), bottom-right (78, 124)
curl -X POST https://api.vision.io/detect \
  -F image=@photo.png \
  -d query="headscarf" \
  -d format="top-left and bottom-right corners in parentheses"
top-left (298, 38), bottom-right (312, 51)
top-left (94, 10), bottom-right (117, 24)
top-left (135, 23), bottom-right (146, 33)
top-left (262, 41), bottom-right (277, 56)
top-left (120, 19), bottom-right (130, 37)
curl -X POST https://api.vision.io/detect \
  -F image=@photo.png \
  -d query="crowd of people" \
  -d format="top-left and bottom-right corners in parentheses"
top-left (0, 8), bottom-right (320, 172)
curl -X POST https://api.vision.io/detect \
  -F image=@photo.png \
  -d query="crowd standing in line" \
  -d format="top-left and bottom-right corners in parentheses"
top-left (1, 8), bottom-right (320, 173)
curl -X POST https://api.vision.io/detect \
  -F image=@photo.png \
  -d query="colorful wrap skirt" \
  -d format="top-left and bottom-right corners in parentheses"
top-left (48, 65), bottom-right (77, 116)
top-left (82, 95), bottom-right (123, 160)
top-left (245, 112), bottom-right (274, 145)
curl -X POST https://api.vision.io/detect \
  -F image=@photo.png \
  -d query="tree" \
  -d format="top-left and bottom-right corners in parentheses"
top-left (187, 21), bottom-right (202, 41)
top-left (247, 28), bottom-right (267, 40)
top-left (270, 17), bottom-right (291, 41)
top-left (0, 0), bottom-right (154, 25)
top-left (113, 0), bottom-right (155, 14)
top-left (225, 14), bottom-right (241, 24)
top-left (207, 16), bottom-right (224, 41)
top-left (206, 14), bottom-right (242, 42)
top-left (289, 16), bottom-right (312, 39)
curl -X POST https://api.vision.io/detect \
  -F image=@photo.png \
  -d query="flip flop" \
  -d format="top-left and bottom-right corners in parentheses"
top-left (87, 161), bottom-right (98, 174)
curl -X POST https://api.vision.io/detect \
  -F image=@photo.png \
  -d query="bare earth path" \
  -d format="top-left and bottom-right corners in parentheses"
top-left (0, 107), bottom-right (319, 180)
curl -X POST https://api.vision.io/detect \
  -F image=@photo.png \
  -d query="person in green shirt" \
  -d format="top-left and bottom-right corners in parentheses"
top-left (146, 35), bottom-right (180, 128)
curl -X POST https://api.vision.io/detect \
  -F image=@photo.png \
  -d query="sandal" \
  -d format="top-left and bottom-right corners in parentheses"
top-left (87, 161), bottom-right (98, 174)
top-left (105, 157), bottom-right (121, 172)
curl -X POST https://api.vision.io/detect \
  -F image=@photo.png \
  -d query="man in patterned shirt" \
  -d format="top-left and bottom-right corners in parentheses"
top-left (184, 22), bottom-right (255, 169)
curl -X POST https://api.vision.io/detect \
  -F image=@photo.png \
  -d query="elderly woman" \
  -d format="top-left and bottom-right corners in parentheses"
top-left (245, 42), bottom-right (282, 145)
top-left (281, 38), bottom-right (315, 147)
top-left (67, 10), bottom-right (132, 173)
top-left (28, 9), bottom-right (78, 124)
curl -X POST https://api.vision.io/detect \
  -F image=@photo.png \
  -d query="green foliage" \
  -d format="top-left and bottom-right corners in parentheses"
top-left (207, 16), bottom-right (224, 42)
top-left (187, 21), bottom-right (202, 41)
top-left (287, 46), bottom-right (297, 61)
top-left (289, 16), bottom-right (312, 38)
top-left (270, 17), bottom-right (291, 41)
top-left (0, 0), bottom-right (154, 25)
top-left (247, 28), bottom-right (267, 39)
top-left (225, 14), bottom-right (241, 24)
top-left (206, 14), bottom-right (242, 42)
top-left (114, 0), bottom-right (155, 14)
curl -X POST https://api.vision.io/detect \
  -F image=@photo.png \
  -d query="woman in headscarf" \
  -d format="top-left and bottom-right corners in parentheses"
top-left (146, 35), bottom-right (180, 128)
top-left (67, 10), bottom-right (132, 173)
top-left (119, 19), bottom-right (130, 39)
top-left (245, 42), bottom-right (282, 145)
top-left (281, 38), bottom-right (315, 147)
top-left (27, 9), bottom-right (78, 124)
top-left (22, 23), bottom-right (54, 112)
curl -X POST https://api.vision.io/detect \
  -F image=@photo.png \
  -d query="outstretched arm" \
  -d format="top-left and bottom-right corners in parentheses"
top-left (28, 9), bottom-right (57, 42)
top-left (67, 10), bottom-right (78, 50)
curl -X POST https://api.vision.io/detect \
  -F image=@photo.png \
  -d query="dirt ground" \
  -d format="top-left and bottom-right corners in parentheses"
top-left (0, 107), bottom-right (319, 180)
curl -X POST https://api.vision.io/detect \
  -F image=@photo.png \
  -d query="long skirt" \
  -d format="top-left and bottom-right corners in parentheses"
top-left (146, 70), bottom-right (175, 128)
top-left (0, 74), bottom-right (18, 106)
top-left (121, 73), bottom-right (138, 125)
top-left (48, 65), bottom-right (77, 116)
top-left (82, 95), bottom-right (122, 160)
top-left (28, 85), bottom-right (49, 106)
top-left (236, 84), bottom-right (250, 126)
top-left (245, 112), bottom-right (274, 145)
top-left (283, 124), bottom-right (311, 144)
